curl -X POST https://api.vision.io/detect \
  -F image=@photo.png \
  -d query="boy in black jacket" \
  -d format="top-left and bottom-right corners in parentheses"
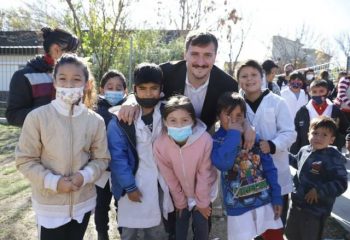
top-left (286, 116), bottom-right (348, 240)
top-left (291, 80), bottom-right (349, 154)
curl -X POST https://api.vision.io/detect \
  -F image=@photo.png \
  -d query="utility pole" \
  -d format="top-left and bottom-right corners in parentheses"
top-left (128, 36), bottom-right (133, 91)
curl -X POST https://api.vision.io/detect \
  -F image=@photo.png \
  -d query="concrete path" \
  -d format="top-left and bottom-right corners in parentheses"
top-left (331, 156), bottom-right (350, 232)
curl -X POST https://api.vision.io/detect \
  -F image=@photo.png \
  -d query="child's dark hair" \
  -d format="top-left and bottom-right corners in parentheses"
top-left (216, 92), bottom-right (246, 118)
top-left (185, 31), bottom-right (218, 53)
top-left (100, 70), bottom-right (126, 89)
top-left (304, 68), bottom-right (314, 75)
top-left (262, 59), bottom-right (278, 75)
top-left (134, 63), bottom-right (163, 86)
top-left (289, 71), bottom-right (305, 81)
top-left (309, 116), bottom-right (337, 137)
top-left (310, 79), bottom-right (328, 89)
top-left (162, 95), bottom-right (197, 126)
top-left (320, 70), bottom-right (329, 80)
top-left (41, 27), bottom-right (80, 54)
top-left (53, 53), bottom-right (89, 81)
top-left (237, 60), bottom-right (263, 79)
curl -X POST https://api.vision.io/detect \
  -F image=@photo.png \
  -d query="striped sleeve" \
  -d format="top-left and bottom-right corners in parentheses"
top-left (337, 77), bottom-right (350, 107)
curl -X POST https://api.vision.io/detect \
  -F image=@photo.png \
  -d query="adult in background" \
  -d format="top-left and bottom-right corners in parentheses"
top-left (303, 68), bottom-right (315, 95)
top-left (330, 71), bottom-right (347, 100)
top-left (334, 75), bottom-right (350, 121)
top-left (262, 59), bottom-right (280, 95)
top-left (277, 63), bottom-right (294, 91)
top-left (319, 70), bottom-right (335, 95)
top-left (6, 27), bottom-right (79, 126)
top-left (281, 71), bottom-right (309, 121)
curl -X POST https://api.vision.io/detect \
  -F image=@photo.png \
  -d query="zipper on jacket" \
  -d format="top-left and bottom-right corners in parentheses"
top-left (69, 105), bottom-right (74, 217)
top-left (179, 149), bottom-right (190, 190)
top-left (120, 124), bottom-right (137, 153)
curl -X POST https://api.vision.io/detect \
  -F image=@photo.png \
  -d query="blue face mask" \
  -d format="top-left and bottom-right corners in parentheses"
top-left (167, 125), bottom-right (193, 142)
top-left (104, 91), bottom-right (124, 106)
top-left (311, 96), bottom-right (326, 105)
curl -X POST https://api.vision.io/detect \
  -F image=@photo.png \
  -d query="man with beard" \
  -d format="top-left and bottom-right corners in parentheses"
top-left (160, 31), bottom-right (238, 132)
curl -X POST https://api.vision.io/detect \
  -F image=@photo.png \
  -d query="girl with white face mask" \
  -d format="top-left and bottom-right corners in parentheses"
top-left (154, 95), bottom-right (218, 240)
top-left (16, 54), bottom-right (110, 240)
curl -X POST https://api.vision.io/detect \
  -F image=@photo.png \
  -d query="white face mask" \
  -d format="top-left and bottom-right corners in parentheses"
top-left (56, 86), bottom-right (84, 105)
top-left (306, 74), bottom-right (314, 81)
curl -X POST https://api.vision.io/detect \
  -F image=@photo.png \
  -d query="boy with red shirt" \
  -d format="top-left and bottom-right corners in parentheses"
top-left (290, 80), bottom-right (348, 154)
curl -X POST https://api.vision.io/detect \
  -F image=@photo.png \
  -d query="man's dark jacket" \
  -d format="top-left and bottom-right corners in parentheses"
top-left (160, 60), bottom-right (238, 130)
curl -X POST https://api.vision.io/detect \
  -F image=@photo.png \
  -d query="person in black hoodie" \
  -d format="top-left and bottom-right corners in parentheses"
top-left (95, 70), bottom-right (127, 240)
top-left (6, 27), bottom-right (79, 126)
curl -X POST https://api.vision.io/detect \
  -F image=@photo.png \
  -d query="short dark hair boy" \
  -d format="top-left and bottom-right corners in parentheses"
top-left (290, 80), bottom-right (349, 154)
top-left (286, 116), bottom-right (348, 240)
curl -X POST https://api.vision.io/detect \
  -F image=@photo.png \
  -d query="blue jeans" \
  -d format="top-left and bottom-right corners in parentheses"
top-left (176, 208), bottom-right (209, 240)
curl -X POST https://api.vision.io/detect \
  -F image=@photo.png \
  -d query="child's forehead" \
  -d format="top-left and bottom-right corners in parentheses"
top-left (106, 77), bottom-right (124, 85)
top-left (57, 64), bottom-right (85, 76)
top-left (223, 105), bottom-right (243, 114)
top-left (136, 82), bottom-right (161, 87)
top-left (311, 86), bottom-right (327, 91)
top-left (311, 126), bottom-right (332, 134)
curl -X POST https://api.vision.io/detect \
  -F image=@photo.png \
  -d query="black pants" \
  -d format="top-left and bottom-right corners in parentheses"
top-left (164, 207), bottom-right (212, 239)
top-left (39, 211), bottom-right (91, 240)
top-left (95, 181), bottom-right (118, 234)
top-left (281, 194), bottom-right (290, 226)
top-left (176, 208), bottom-right (208, 240)
top-left (285, 206), bottom-right (326, 240)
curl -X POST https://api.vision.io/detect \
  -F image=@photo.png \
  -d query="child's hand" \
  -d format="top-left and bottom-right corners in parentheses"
top-left (57, 177), bottom-right (74, 193)
top-left (117, 104), bottom-right (140, 125)
top-left (195, 206), bottom-right (212, 220)
top-left (71, 172), bottom-right (84, 189)
top-left (305, 188), bottom-right (318, 204)
top-left (242, 120), bottom-right (255, 150)
top-left (227, 116), bottom-right (244, 132)
top-left (273, 205), bottom-right (282, 220)
top-left (259, 140), bottom-right (271, 154)
top-left (127, 189), bottom-right (142, 202)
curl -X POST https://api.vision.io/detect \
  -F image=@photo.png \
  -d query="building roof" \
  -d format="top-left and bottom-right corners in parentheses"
top-left (0, 31), bottom-right (42, 46)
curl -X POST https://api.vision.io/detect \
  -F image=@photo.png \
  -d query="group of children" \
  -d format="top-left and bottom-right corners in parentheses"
top-left (15, 54), bottom-right (348, 240)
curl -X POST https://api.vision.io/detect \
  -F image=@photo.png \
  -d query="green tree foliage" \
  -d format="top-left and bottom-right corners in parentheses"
top-left (111, 30), bottom-right (185, 89)
top-left (65, 0), bottom-right (131, 82)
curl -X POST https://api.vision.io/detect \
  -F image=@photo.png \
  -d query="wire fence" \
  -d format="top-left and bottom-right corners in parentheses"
top-left (0, 46), bottom-right (43, 107)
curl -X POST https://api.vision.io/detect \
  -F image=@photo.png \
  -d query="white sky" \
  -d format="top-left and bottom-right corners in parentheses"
top-left (1, 0), bottom-right (349, 66)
